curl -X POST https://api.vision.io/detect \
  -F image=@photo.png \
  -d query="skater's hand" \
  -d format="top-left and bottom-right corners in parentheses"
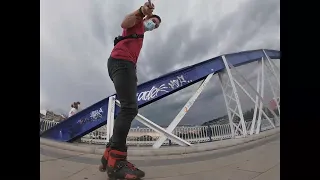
top-left (142, 1), bottom-right (154, 16)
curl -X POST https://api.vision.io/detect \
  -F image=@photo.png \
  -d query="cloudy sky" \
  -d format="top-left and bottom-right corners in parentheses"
top-left (40, 0), bottom-right (280, 127)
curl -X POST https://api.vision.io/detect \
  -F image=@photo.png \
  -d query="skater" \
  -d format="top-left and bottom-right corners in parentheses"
top-left (99, 1), bottom-right (161, 179)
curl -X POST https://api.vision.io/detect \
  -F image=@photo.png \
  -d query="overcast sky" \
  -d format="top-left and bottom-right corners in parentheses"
top-left (40, 0), bottom-right (280, 126)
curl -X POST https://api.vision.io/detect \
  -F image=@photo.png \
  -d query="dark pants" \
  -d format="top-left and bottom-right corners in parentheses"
top-left (107, 57), bottom-right (138, 151)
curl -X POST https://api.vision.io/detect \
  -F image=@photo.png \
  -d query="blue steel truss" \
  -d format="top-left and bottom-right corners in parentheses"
top-left (40, 49), bottom-right (280, 142)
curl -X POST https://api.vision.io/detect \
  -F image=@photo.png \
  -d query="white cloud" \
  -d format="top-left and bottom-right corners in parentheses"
top-left (40, 0), bottom-right (280, 125)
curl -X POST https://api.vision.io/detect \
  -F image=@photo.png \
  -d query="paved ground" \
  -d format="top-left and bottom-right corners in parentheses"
top-left (40, 135), bottom-right (280, 180)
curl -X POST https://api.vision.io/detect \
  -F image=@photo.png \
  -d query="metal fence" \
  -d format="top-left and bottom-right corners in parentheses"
top-left (40, 118), bottom-right (279, 146)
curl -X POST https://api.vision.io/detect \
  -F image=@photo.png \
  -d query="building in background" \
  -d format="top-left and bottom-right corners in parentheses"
top-left (40, 109), bottom-right (65, 122)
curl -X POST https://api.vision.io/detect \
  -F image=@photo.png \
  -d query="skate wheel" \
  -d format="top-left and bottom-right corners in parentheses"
top-left (107, 178), bottom-right (142, 180)
top-left (106, 175), bottom-right (117, 180)
top-left (107, 173), bottom-right (113, 178)
top-left (98, 165), bottom-right (106, 172)
top-left (107, 172), bottom-right (142, 180)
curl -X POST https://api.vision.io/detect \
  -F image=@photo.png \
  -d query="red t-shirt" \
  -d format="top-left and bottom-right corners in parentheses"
top-left (110, 21), bottom-right (145, 64)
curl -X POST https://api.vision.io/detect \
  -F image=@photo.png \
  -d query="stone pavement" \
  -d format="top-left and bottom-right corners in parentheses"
top-left (40, 134), bottom-right (280, 180)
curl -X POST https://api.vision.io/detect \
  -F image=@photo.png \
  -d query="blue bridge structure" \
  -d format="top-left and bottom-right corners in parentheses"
top-left (40, 49), bottom-right (280, 146)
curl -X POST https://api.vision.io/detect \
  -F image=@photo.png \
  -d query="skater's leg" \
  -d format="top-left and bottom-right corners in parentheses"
top-left (99, 141), bottom-right (111, 172)
top-left (108, 57), bottom-right (138, 151)
top-left (105, 57), bottom-right (144, 179)
top-left (100, 56), bottom-right (137, 172)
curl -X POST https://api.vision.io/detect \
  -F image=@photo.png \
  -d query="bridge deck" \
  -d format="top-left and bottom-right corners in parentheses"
top-left (40, 133), bottom-right (280, 180)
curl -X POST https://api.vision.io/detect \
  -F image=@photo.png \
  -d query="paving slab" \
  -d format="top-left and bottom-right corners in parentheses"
top-left (228, 139), bottom-right (280, 173)
top-left (40, 133), bottom-right (280, 180)
top-left (251, 163), bottom-right (280, 180)
top-left (148, 167), bottom-right (260, 180)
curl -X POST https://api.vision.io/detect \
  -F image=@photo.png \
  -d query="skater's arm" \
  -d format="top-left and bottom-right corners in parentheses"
top-left (121, 2), bottom-right (154, 29)
top-left (120, 8), bottom-right (145, 29)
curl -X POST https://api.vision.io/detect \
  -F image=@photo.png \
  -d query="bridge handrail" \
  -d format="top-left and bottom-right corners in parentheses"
top-left (40, 118), bottom-right (279, 146)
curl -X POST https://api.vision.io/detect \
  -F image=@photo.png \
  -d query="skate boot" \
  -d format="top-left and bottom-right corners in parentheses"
top-left (99, 145), bottom-right (111, 172)
top-left (106, 149), bottom-right (145, 180)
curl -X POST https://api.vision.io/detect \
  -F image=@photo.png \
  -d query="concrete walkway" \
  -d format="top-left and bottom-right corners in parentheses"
top-left (40, 134), bottom-right (279, 180)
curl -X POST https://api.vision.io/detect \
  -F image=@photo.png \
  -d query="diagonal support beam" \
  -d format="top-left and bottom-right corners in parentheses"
top-left (263, 49), bottom-right (280, 87)
top-left (226, 59), bottom-right (280, 125)
top-left (153, 73), bottom-right (214, 149)
top-left (263, 49), bottom-right (280, 73)
top-left (250, 60), bottom-right (262, 135)
top-left (255, 57), bottom-right (266, 134)
top-left (106, 95), bottom-right (116, 143)
top-left (114, 100), bottom-right (192, 147)
top-left (233, 78), bottom-right (276, 129)
top-left (266, 71), bottom-right (280, 115)
top-left (222, 56), bottom-right (247, 137)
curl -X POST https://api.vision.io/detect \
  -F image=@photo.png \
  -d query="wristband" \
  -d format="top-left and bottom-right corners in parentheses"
top-left (139, 6), bottom-right (145, 17)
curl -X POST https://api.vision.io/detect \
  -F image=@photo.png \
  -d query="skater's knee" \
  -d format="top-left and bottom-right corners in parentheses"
top-left (121, 107), bottom-right (138, 119)
top-left (120, 101), bottom-right (138, 115)
top-left (121, 108), bottom-right (138, 122)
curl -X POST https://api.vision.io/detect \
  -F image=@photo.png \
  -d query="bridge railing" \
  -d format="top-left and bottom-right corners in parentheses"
top-left (40, 118), bottom-right (279, 146)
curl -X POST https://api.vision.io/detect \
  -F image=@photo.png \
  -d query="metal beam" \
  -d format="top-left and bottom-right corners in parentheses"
top-left (221, 55), bottom-right (247, 137)
top-left (219, 72), bottom-right (235, 138)
top-left (263, 49), bottom-right (280, 87)
top-left (226, 59), bottom-right (280, 125)
top-left (114, 100), bottom-right (192, 147)
top-left (106, 95), bottom-right (116, 143)
top-left (153, 73), bottom-right (214, 149)
top-left (250, 60), bottom-right (262, 135)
